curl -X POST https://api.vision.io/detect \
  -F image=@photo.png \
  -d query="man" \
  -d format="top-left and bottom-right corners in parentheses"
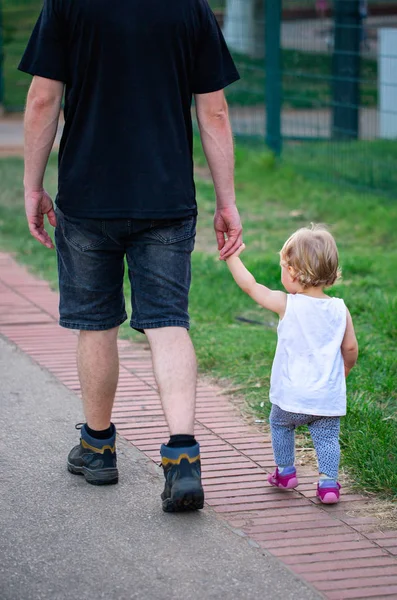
top-left (19, 0), bottom-right (242, 512)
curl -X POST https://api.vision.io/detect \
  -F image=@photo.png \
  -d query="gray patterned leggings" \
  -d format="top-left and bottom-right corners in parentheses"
top-left (269, 404), bottom-right (341, 480)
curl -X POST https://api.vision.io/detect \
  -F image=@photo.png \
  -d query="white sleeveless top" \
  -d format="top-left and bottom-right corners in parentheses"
top-left (270, 294), bottom-right (347, 416)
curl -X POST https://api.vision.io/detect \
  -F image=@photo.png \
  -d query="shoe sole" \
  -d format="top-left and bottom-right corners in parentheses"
top-left (67, 462), bottom-right (119, 486)
top-left (317, 491), bottom-right (339, 504)
top-left (162, 492), bottom-right (204, 512)
top-left (268, 475), bottom-right (299, 489)
top-left (162, 481), bottom-right (205, 513)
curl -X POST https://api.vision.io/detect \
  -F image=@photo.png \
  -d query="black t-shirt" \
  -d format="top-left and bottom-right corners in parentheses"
top-left (19, 0), bottom-right (239, 219)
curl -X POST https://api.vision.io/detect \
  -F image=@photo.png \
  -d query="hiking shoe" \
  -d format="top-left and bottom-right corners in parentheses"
top-left (67, 423), bottom-right (118, 485)
top-left (317, 479), bottom-right (341, 504)
top-left (160, 443), bottom-right (204, 512)
top-left (267, 467), bottom-right (299, 489)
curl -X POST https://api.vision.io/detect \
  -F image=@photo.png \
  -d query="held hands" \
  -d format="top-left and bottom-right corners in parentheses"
top-left (214, 205), bottom-right (243, 260)
top-left (24, 189), bottom-right (57, 249)
top-left (225, 243), bottom-right (246, 260)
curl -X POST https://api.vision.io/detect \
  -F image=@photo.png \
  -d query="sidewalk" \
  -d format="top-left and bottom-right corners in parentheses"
top-left (1, 253), bottom-right (397, 599)
top-left (0, 257), bottom-right (320, 600)
top-left (0, 337), bottom-right (319, 600)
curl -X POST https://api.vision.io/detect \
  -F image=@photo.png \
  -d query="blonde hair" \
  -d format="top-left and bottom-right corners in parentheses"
top-left (280, 224), bottom-right (341, 289)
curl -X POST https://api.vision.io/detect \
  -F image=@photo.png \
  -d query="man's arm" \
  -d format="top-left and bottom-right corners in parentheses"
top-left (24, 75), bottom-right (64, 248)
top-left (195, 90), bottom-right (242, 260)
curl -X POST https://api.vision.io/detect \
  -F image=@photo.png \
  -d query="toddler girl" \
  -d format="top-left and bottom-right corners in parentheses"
top-left (226, 225), bottom-right (358, 504)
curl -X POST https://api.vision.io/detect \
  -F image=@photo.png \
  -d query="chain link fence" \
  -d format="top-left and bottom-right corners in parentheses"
top-left (213, 0), bottom-right (397, 195)
top-left (281, 0), bottom-right (397, 194)
top-left (1, 1), bottom-right (396, 194)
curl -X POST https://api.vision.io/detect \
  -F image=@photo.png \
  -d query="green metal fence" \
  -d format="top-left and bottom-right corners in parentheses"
top-left (282, 0), bottom-right (397, 195)
top-left (214, 0), bottom-right (397, 195)
top-left (1, 1), bottom-right (396, 194)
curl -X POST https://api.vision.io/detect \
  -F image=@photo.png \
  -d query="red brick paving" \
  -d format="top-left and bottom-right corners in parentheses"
top-left (1, 252), bottom-right (396, 600)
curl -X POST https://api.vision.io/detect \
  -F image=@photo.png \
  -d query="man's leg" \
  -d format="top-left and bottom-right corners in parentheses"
top-left (78, 327), bottom-right (119, 431)
top-left (127, 216), bottom-right (203, 510)
top-left (55, 210), bottom-right (128, 485)
top-left (145, 326), bottom-right (203, 511)
top-left (145, 327), bottom-right (196, 435)
top-left (67, 327), bottom-right (120, 485)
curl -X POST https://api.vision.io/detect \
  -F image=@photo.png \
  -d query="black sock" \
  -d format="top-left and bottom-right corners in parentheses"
top-left (85, 423), bottom-right (115, 440)
top-left (167, 434), bottom-right (197, 448)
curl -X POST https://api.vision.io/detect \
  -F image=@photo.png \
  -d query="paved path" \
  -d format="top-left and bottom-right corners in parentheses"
top-left (0, 336), bottom-right (320, 600)
top-left (1, 252), bottom-right (397, 599)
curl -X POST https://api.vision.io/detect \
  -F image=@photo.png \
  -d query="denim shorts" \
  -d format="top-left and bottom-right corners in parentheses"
top-left (55, 207), bottom-right (196, 332)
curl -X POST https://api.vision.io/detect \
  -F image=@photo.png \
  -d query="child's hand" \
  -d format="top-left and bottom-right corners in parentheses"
top-left (224, 243), bottom-right (246, 261)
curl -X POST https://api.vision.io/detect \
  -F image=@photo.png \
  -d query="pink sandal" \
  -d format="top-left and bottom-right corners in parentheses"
top-left (267, 467), bottom-right (299, 489)
top-left (316, 481), bottom-right (341, 504)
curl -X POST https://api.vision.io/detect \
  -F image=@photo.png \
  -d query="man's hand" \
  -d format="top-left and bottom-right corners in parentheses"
top-left (25, 189), bottom-right (57, 249)
top-left (214, 205), bottom-right (243, 260)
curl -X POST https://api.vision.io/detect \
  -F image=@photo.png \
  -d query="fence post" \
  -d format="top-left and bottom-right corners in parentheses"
top-left (379, 28), bottom-right (397, 139)
top-left (265, 0), bottom-right (282, 155)
top-left (332, 0), bottom-right (361, 139)
top-left (0, 0), bottom-right (4, 115)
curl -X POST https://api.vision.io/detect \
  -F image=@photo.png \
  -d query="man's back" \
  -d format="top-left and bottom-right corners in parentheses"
top-left (19, 0), bottom-right (239, 218)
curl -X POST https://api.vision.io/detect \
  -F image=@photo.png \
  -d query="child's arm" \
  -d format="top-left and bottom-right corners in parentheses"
top-left (341, 308), bottom-right (358, 377)
top-left (226, 245), bottom-right (287, 317)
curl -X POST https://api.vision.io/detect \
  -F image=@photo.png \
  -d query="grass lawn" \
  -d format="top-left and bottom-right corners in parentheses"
top-left (1, 141), bottom-right (397, 499)
top-left (285, 139), bottom-right (397, 195)
top-left (2, 0), bottom-right (42, 110)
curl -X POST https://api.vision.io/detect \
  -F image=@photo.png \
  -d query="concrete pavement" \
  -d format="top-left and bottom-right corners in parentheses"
top-left (0, 336), bottom-right (321, 600)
